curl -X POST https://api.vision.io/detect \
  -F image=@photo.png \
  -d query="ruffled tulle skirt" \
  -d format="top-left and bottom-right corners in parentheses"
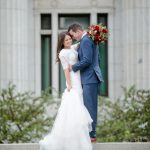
top-left (39, 89), bottom-right (93, 150)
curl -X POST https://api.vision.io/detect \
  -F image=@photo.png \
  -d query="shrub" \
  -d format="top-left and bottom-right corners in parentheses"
top-left (97, 86), bottom-right (150, 142)
top-left (0, 83), bottom-right (59, 143)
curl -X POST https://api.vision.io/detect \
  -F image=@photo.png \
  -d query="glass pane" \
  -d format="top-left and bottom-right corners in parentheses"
top-left (58, 14), bottom-right (90, 94)
top-left (99, 42), bottom-right (108, 96)
top-left (59, 14), bottom-right (90, 29)
top-left (98, 14), bottom-right (107, 26)
top-left (98, 14), bottom-right (108, 96)
top-left (41, 14), bottom-right (51, 29)
top-left (41, 35), bottom-right (52, 92)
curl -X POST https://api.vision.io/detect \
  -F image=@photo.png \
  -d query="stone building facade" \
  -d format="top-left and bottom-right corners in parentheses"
top-left (0, 0), bottom-right (150, 99)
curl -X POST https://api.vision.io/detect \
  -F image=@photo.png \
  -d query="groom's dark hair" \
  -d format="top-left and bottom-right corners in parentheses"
top-left (68, 23), bottom-right (84, 32)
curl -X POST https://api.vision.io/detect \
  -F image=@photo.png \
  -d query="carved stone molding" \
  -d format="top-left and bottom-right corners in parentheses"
top-left (35, 0), bottom-right (58, 8)
top-left (51, 0), bottom-right (58, 7)
top-left (91, 0), bottom-right (97, 7)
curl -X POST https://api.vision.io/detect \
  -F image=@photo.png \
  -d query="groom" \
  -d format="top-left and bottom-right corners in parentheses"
top-left (68, 23), bottom-right (103, 142)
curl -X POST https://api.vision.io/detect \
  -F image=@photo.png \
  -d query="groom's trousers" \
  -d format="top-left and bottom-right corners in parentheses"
top-left (82, 83), bottom-right (99, 138)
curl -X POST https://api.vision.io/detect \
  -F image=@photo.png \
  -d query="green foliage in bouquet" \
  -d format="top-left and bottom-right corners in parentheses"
top-left (97, 86), bottom-right (150, 142)
top-left (0, 83), bottom-right (59, 143)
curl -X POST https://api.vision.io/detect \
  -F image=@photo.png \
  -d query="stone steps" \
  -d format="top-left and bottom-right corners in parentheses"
top-left (0, 143), bottom-right (150, 150)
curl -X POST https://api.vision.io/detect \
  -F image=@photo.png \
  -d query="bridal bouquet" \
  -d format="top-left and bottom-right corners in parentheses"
top-left (87, 24), bottom-right (109, 44)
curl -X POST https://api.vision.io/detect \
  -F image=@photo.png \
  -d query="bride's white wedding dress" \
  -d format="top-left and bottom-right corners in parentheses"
top-left (39, 46), bottom-right (93, 150)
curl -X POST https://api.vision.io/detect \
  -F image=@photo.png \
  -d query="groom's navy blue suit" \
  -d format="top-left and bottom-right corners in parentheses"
top-left (72, 34), bottom-right (103, 138)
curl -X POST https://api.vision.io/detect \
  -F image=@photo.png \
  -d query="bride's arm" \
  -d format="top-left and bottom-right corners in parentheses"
top-left (59, 53), bottom-right (72, 91)
top-left (64, 69), bottom-right (72, 91)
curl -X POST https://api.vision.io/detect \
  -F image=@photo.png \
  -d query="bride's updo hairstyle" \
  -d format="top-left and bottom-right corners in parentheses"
top-left (56, 31), bottom-right (71, 62)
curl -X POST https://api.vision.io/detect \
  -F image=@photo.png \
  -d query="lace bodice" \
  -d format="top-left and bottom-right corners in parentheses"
top-left (59, 46), bottom-right (82, 93)
top-left (59, 47), bottom-right (78, 70)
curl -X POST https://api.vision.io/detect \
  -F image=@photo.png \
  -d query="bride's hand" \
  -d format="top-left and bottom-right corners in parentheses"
top-left (67, 85), bottom-right (72, 92)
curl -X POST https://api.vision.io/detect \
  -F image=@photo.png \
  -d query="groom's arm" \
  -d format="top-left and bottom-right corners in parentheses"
top-left (72, 38), bottom-right (93, 72)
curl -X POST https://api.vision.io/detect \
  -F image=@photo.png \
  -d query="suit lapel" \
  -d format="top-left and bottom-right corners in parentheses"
top-left (77, 35), bottom-right (89, 60)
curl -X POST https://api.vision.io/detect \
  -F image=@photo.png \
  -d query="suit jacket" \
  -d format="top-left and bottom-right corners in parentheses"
top-left (72, 35), bottom-right (104, 84)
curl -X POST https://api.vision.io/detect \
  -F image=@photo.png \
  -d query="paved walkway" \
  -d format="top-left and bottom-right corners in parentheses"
top-left (0, 143), bottom-right (150, 150)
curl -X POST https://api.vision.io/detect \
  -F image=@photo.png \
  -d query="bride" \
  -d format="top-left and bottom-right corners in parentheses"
top-left (39, 31), bottom-right (93, 150)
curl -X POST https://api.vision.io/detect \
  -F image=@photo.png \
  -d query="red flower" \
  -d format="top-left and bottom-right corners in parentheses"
top-left (87, 24), bottom-right (109, 44)
top-left (102, 28), bottom-right (108, 33)
top-left (95, 25), bottom-right (100, 31)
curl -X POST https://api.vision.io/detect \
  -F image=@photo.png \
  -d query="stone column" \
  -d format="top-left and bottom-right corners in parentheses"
top-left (52, 12), bottom-right (59, 95)
top-left (121, 0), bottom-right (150, 90)
top-left (113, 0), bottom-right (124, 98)
top-left (0, 0), bottom-right (34, 92)
top-left (113, 0), bottom-right (150, 98)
